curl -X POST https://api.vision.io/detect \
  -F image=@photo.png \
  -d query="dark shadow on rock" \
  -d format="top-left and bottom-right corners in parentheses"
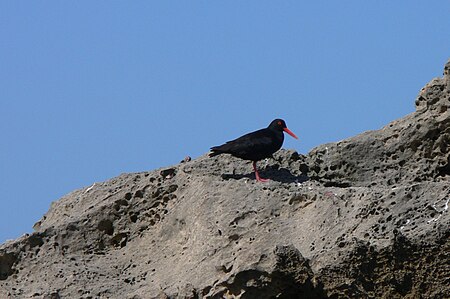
top-left (214, 245), bottom-right (328, 299)
top-left (222, 173), bottom-right (254, 180)
top-left (0, 252), bottom-right (17, 280)
top-left (222, 168), bottom-right (309, 184)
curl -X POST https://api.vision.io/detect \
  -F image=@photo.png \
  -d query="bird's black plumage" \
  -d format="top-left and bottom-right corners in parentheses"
top-left (209, 119), bottom-right (298, 182)
top-left (209, 119), bottom-right (285, 161)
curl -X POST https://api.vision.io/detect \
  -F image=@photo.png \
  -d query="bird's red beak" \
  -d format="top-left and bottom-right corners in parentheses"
top-left (283, 127), bottom-right (299, 139)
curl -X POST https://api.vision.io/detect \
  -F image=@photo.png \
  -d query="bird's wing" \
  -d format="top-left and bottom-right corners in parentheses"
top-left (223, 130), bottom-right (273, 155)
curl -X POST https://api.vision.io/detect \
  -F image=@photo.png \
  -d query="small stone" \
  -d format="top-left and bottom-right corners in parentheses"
top-left (181, 156), bottom-right (192, 163)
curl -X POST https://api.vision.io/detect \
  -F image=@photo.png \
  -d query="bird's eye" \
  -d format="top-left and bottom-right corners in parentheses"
top-left (277, 121), bottom-right (282, 126)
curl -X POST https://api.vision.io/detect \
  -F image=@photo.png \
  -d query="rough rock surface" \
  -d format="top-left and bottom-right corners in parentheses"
top-left (1, 60), bottom-right (449, 299)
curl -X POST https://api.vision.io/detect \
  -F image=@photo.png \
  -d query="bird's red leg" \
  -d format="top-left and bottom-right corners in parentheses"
top-left (253, 161), bottom-right (269, 182)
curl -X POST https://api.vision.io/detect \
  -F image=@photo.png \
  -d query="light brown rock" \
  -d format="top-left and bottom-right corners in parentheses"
top-left (1, 60), bottom-right (449, 299)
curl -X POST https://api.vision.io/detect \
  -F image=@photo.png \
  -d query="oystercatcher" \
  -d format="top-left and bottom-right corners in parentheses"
top-left (209, 119), bottom-right (298, 182)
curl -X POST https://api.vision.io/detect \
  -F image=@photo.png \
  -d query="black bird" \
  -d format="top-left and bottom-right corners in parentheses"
top-left (209, 119), bottom-right (298, 182)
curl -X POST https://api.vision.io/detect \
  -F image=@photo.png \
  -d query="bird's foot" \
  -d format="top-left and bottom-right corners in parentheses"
top-left (255, 172), bottom-right (269, 182)
top-left (253, 162), bottom-right (269, 182)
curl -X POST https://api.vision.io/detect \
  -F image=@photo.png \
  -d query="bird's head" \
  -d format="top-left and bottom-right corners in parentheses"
top-left (269, 119), bottom-right (298, 139)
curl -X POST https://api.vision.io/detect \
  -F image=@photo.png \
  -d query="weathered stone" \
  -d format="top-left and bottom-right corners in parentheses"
top-left (0, 60), bottom-right (449, 298)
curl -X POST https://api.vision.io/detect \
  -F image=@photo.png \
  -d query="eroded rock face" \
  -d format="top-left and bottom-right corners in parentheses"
top-left (307, 62), bottom-right (450, 187)
top-left (0, 60), bottom-right (449, 298)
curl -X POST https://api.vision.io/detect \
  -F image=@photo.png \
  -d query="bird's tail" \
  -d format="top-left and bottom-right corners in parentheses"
top-left (209, 147), bottom-right (223, 157)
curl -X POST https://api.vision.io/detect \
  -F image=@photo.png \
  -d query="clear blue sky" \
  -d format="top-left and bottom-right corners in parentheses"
top-left (1, 2), bottom-right (449, 243)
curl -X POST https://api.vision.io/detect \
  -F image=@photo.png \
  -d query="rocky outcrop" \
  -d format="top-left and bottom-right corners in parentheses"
top-left (0, 60), bottom-right (449, 298)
